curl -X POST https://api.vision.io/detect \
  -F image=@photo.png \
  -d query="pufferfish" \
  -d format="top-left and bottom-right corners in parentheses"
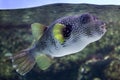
top-left (11, 13), bottom-right (106, 75)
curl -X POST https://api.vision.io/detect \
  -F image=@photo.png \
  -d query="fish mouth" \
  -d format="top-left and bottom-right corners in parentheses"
top-left (101, 23), bottom-right (106, 29)
top-left (99, 23), bottom-right (107, 33)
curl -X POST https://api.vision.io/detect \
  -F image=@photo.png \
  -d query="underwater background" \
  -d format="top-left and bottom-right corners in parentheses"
top-left (0, 3), bottom-right (120, 80)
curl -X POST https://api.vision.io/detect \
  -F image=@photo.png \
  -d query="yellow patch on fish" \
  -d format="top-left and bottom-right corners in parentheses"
top-left (53, 23), bottom-right (65, 44)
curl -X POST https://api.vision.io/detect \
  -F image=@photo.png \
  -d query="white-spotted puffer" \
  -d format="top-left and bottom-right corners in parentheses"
top-left (11, 13), bottom-right (107, 75)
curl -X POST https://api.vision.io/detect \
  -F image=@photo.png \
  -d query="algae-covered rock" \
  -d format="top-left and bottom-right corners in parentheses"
top-left (104, 53), bottom-right (120, 80)
top-left (104, 60), bottom-right (120, 80)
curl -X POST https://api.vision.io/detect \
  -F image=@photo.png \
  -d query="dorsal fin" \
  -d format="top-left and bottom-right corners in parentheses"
top-left (31, 23), bottom-right (47, 41)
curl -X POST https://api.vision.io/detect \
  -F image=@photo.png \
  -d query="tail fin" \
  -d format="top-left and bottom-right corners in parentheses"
top-left (11, 48), bottom-right (35, 75)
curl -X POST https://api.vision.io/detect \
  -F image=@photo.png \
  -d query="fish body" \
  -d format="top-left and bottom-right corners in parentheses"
top-left (34, 14), bottom-right (106, 57)
top-left (11, 13), bottom-right (106, 75)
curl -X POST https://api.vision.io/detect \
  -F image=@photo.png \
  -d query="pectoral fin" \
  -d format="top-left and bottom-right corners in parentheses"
top-left (35, 54), bottom-right (53, 70)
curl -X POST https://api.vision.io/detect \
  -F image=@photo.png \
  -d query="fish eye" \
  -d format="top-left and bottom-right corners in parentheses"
top-left (80, 14), bottom-right (91, 24)
top-left (62, 24), bottom-right (72, 38)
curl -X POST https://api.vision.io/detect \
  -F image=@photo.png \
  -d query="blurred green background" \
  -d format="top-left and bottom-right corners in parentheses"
top-left (0, 4), bottom-right (120, 80)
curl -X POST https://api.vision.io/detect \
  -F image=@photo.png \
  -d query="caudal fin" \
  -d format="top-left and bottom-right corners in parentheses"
top-left (11, 49), bottom-right (35, 75)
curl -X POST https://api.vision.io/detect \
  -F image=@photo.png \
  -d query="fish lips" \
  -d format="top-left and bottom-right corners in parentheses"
top-left (99, 23), bottom-right (107, 34)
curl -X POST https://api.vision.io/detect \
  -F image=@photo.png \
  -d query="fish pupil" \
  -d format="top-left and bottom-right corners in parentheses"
top-left (62, 24), bottom-right (72, 38)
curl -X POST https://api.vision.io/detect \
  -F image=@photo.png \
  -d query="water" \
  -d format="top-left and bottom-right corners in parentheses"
top-left (0, 3), bottom-right (120, 80)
